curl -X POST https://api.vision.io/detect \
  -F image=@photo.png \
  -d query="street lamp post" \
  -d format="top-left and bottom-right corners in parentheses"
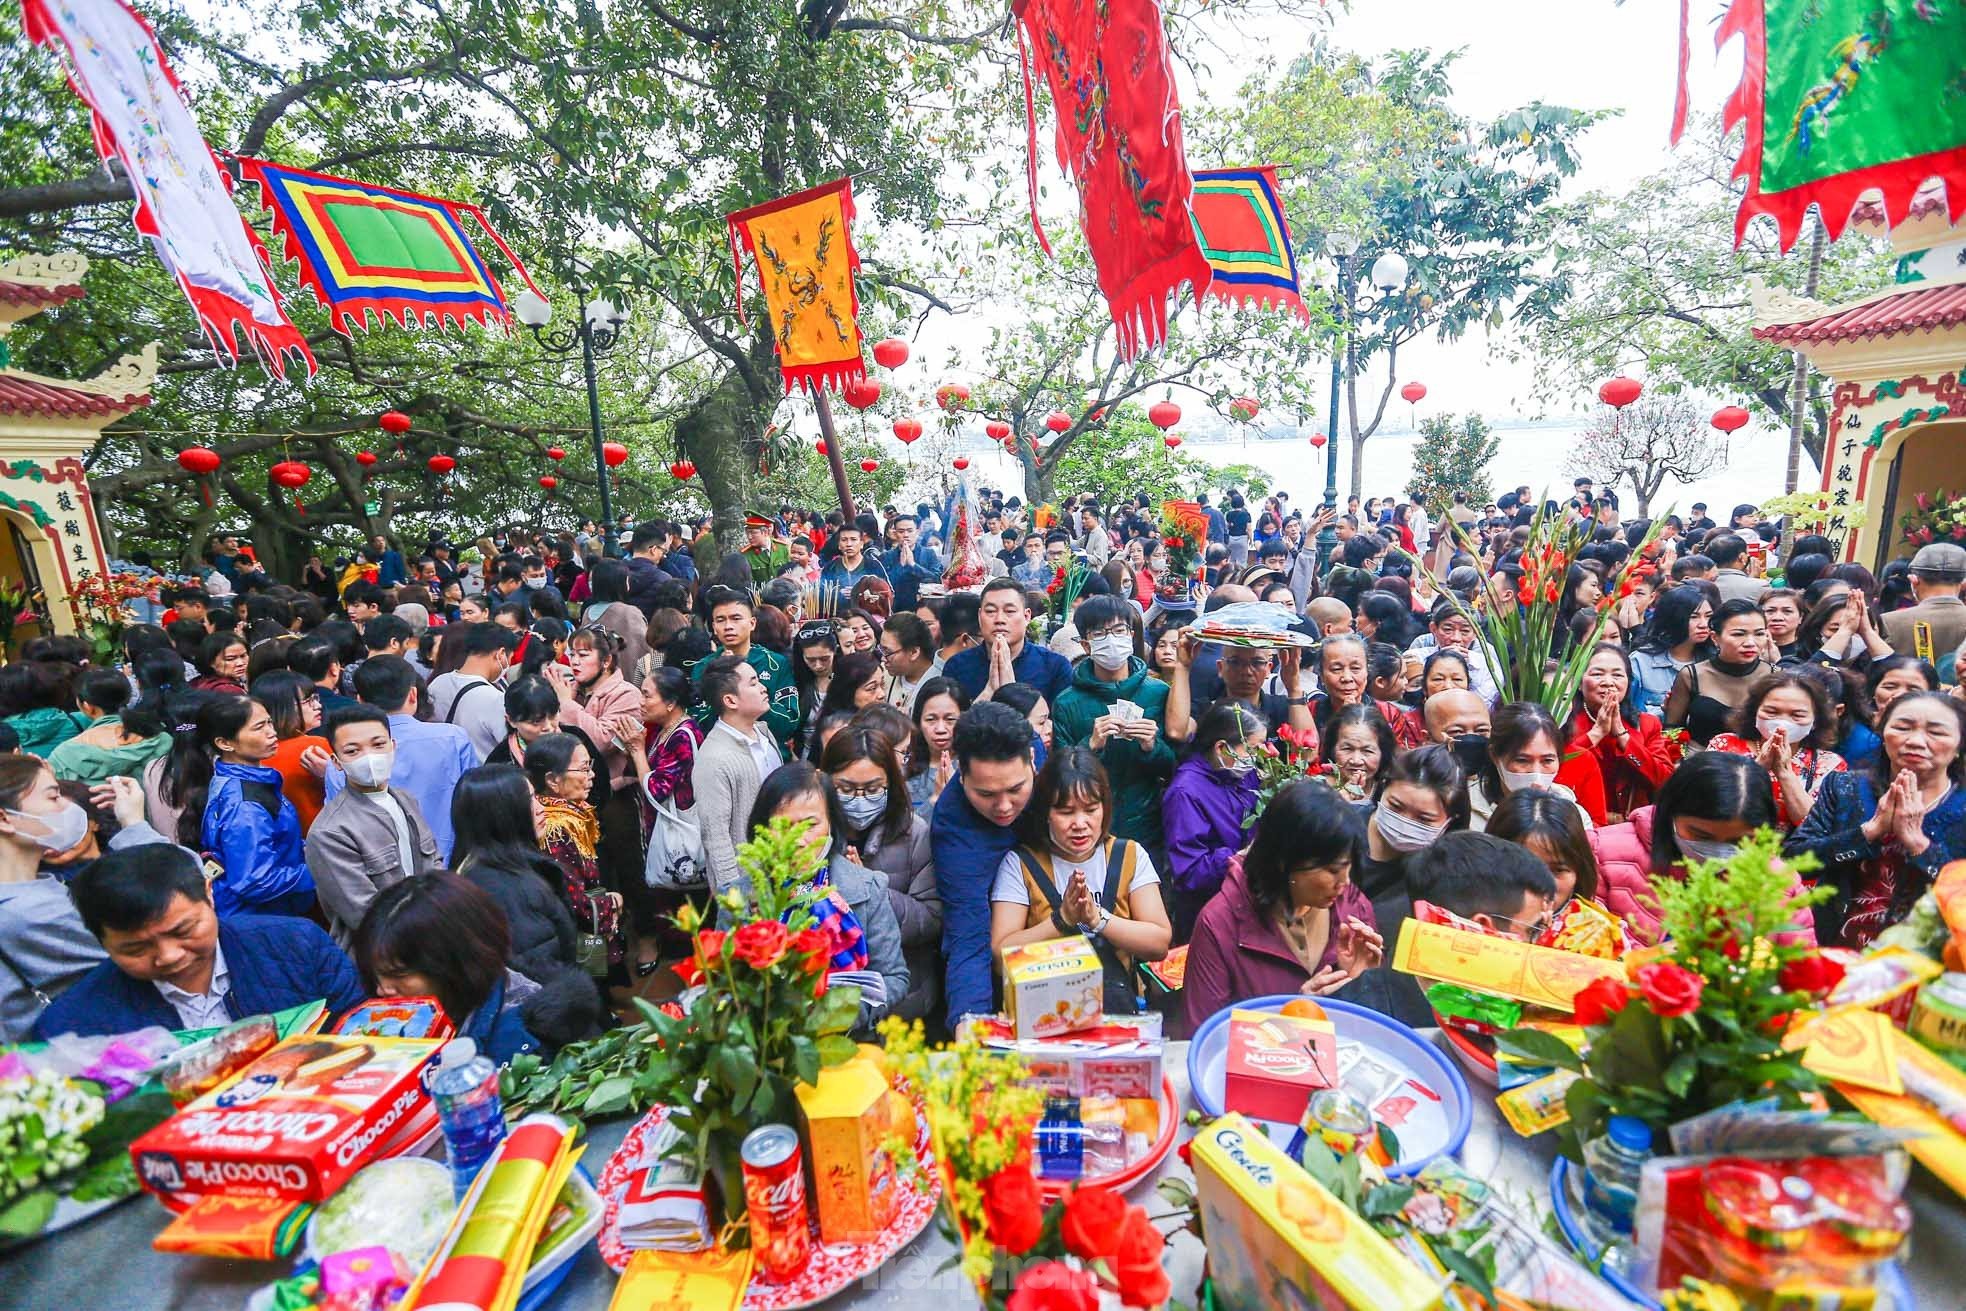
top-left (1314, 232), bottom-right (1359, 579)
top-left (515, 289), bottom-right (629, 554)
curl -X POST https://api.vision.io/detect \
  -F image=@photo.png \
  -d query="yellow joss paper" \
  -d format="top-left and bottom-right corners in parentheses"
top-left (608, 1248), bottom-right (753, 1311)
top-left (402, 1114), bottom-right (580, 1311)
top-left (1393, 919), bottom-right (1624, 1012)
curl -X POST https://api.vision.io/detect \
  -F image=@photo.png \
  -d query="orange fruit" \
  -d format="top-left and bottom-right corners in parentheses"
top-left (1280, 999), bottom-right (1328, 1021)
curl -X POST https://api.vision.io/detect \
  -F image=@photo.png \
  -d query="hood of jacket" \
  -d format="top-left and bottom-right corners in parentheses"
top-left (1068, 655), bottom-right (1152, 701)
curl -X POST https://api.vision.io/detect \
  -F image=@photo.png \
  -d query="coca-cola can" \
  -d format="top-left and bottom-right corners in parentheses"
top-left (740, 1123), bottom-right (810, 1280)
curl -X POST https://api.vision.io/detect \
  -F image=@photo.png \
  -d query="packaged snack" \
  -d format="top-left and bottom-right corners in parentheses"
top-left (1393, 917), bottom-right (1625, 1012)
top-left (132, 1034), bottom-right (440, 1203)
top-left (1824, 947), bottom-right (1942, 1027)
top-left (618, 1118), bottom-right (710, 1253)
top-left (1426, 982), bottom-right (1524, 1035)
top-left (1139, 944), bottom-right (1188, 995)
top-left (333, 996), bottom-right (454, 1041)
top-left (320, 1246), bottom-right (411, 1302)
top-left (155, 1014), bottom-right (280, 1106)
top-left (1910, 972), bottom-right (1966, 1056)
top-left (958, 1012), bottom-right (1163, 1098)
top-left (793, 1060), bottom-right (900, 1243)
top-left (608, 1248), bottom-right (752, 1311)
top-left (1223, 1008), bottom-right (1338, 1123)
top-left (1496, 1068), bottom-right (1580, 1137)
top-left (309, 1157), bottom-right (456, 1268)
top-left (1405, 1158), bottom-right (1630, 1311)
top-left (1189, 1114), bottom-right (1440, 1311)
top-left (151, 1192), bottom-right (314, 1258)
top-left (1001, 936), bottom-right (1103, 1040)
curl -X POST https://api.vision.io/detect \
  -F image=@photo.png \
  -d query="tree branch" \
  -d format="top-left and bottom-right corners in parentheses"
top-left (0, 165), bottom-right (130, 220)
top-left (833, 15), bottom-right (1006, 48)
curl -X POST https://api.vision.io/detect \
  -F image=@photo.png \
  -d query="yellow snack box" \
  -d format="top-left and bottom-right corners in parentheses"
top-left (1002, 935), bottom-right (1102, 1039)
top-left (1393, 918), bottom-right (1624, 1012)
top-left (1189, 1114), bottom-right (1441, 1311)
top-left (794, 1061), bottom-right (899, 1244)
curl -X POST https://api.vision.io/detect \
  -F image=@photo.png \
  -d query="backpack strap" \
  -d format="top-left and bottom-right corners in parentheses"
top-left (444, 677), bottom-right (496, 725)
top-left (1016, 847), bottom-right (1067, 932)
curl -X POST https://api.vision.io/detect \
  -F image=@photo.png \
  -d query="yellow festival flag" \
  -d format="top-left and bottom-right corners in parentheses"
top-left (726, 178), bottom-right (867, 395)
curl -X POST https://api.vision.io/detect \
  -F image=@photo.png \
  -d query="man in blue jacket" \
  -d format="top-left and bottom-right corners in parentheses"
top-left (929, 702), bottom-right (1038, 1023)
top-left (33, 843), bottom-right (365, 1040)
top-left (943, 578), bottom-right (1072, 702)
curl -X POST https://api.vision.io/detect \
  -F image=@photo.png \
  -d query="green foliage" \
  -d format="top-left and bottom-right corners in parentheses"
top-left (1519, 114), bottom-right (1893, 465)
top-left (1209, 463), bottom-right (1273, 498)
top-left (1404, 412), bottom-right (1498, 508)
top-left (1047, 410), bottom-right (1209, 507)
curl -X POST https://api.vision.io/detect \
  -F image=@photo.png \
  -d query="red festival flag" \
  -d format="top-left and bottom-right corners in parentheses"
top-left (1013, 0), bottom-right (1214, 360)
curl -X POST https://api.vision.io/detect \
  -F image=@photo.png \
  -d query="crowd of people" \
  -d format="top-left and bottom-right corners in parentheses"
top-left (5, 473), bottom-right (1965, 1057)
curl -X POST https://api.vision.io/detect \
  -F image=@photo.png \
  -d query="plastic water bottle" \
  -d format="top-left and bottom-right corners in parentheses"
top-left (1580, 1114), bottom-right (1652, 1272)
top-left (427, 1038), bottom-right (506, 1201)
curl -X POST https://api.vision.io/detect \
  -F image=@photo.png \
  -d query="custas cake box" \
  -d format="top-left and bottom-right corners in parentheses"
top-left (131, 1033), bottom-right (441, 1204)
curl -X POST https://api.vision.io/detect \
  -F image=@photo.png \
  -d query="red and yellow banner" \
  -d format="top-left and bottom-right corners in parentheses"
top-left (726, 178), bottom-right (868, 395)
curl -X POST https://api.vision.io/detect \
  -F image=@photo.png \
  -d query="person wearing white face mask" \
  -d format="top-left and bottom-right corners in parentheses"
top-left (1705, 671), bottom-right (1846, 830)
top-left (1466, 702), bottom-right (1606, 831)
top-left (0, 759), bottom-right (181, 1041)
top-left (1356, 744), bottom-right (1465, 1026)
top-left (305, 706), bottom-right (441, 946)
top-left (1052, 597), bottom-right (1184, 878)
top-left (821, 727), bottom-right (938, 1021)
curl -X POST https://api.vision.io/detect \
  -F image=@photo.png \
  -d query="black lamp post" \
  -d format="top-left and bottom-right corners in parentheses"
top-left (1314, 232), bottom-right (1359, 579)
top-left (515, 289), bottom-right (629, 554)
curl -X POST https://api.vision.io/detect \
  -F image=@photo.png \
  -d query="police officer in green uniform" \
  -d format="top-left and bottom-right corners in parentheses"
top-left (739, 511), bottom-right (791, 588)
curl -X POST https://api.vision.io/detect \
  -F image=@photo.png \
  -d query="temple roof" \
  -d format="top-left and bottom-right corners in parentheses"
top-left (1753, 283), bottom-right (1966, 348)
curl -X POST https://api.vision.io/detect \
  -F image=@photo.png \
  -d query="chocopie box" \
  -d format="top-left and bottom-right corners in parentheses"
top-left (131, 1034), bottom-right (440, 1203)
top-left (1223, 1009), bottom-right (1338, 1124)
top-left (958, 1012), bottom-right (1164, 1099)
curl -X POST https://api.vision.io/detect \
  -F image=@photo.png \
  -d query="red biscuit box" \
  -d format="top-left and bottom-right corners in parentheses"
top-left (131, 1033), bottom-right (440, 1203)
top-left (1223, 1009), bottom-right (1339, 1124)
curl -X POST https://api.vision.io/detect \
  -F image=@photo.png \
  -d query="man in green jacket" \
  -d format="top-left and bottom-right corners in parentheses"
top-left (1050, 596), bottom-right (1189, 854)
top-left (690, 584), bottom-right (801, 750)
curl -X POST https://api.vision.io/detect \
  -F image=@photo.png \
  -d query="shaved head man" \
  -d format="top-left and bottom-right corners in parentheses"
top-left (1425, 689), bottom-right (1491, 743)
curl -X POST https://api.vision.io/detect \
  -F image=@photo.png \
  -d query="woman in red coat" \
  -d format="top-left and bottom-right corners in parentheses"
top-left (1566, 643), bottom-right (1675, 823)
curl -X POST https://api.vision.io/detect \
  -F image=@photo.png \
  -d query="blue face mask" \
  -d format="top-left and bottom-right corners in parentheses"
top-left (839, 791), bottom-right (888, 831)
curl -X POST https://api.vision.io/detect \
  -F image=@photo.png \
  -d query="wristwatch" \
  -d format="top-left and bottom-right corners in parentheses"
top-left (1085, 908), bottom-right (1112, 940)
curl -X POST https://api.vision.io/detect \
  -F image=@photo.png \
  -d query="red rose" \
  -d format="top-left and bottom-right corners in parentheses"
top-left (980, 1162), bottom-right (1044, 1254)
top-left (1635, 961), bottom-right (1705, 1018)
top-left (1112, 1206), bottom-right (1171, 1308)
top-left (1176, 1139), bottom-right (1193, 1169)
top-left (1059, 1184), bottom-right (1126, 1262)
top-left (792, 926), bottom-right (835, 973)
top-left (1570, 976), bottom-right (1631, 1028)
top-left (731, 920), bottom-right (790, 971)
top-left (671, 955), bottom-right (702, 987)
top-left (1778, 952), bottom-right (1847, 996)
top-left (1005, 1261), bottom-right (1098, 1311)
top-left (696, 929), bottom-right (727, 964)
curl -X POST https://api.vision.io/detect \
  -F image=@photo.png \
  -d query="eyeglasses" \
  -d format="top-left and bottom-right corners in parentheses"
top-left (560, 762), bottom-right (596, 775)
top-left (1084, 624), bottom-right (1132, 641)
top-left (833, 780), bottom-right (887, 800)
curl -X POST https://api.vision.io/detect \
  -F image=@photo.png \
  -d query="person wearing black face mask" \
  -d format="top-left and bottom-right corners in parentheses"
top-left (1424, 688), bottom-right (1492, 777)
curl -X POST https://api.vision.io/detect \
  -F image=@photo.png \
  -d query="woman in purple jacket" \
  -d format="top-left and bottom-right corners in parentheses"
top-left (1160, 702), bottom-right (1265, 943)
top-left (1181, 780), bottom-right (1381, 1038)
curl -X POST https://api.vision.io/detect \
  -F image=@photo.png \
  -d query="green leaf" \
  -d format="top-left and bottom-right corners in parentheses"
top-left (1155, 1176), bottom-right (1195, 1210)
top-left (791, 1035), bottom-right (820, 1089)
top-left (583, 1075), bottom-right (635, 1115)
top-left (0, 1189), bottom-right (57, 1241)
top-left (816, 1035), bottom-right (858, 1068)
top-left (1492, 1028), bottom-right (1584, 1073)
top-left (1662, 1051), bottom-right (1700, 1099)
top-left (1435, 1244), bottom-right (1497, 1309)
top-left (1359, 1181), bottom-right (1416, 1219)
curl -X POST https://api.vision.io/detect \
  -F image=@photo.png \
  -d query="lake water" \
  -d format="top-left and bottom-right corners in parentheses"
top-left (950, 417), bottom-right (1819, 519)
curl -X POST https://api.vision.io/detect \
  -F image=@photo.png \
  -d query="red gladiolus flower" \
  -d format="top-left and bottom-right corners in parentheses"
top-left (1059, 1184), bottom-right (1127, 1261)
top-left (1112, 1206), bottom-right (1171, 1309)
top-left (672, 955), bottom-right (703, 987)
top-left (731, 920), bottom-right (791, 971)
top-left (1176, 1139), bottom-right (1193, 1169)
top-left (980, 1162), bottom-right (1044, 1255)
top-left (1635, 961), bottom-right (1706, 1018)
top-left (1005, 1261), bottom-right (1098, 1311)
top-left (1778, 952), bottom-right (1847, 996)
top-left (1544, 582), bottom-right (1559, 604)
top-left (1570, 976), bottom-right (1631, 1028)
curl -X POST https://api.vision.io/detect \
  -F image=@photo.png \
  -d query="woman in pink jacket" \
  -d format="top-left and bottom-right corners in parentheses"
top-left (1586, 751), bottom-right (1813, 945)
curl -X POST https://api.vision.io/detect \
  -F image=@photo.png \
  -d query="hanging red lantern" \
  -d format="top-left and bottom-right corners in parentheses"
top-left (892, 416), bottom-right (923, 445)
top-left (1044, 411), bottom-right (1072, 434)
top-left (860, 458), bottom-right (880, 473)
top-left (670, 460), bottom-right (697, 480)
top-left (602, 442), bottom-right (629, 467)
top-left (1400, 382), bottom-right (1427, 405)
top-left (176, 447), bottom-right (221, 475)
top-left (871, 337), bottom-right (909, 369)
top-left (1164, 434), bottom-right (1183, 449)
top-left (953, 456), bottom-right (970, 471)
top-left (1148, 399), bottom-right (1181, 431)
top-left (1711, 405), bottom-right (1750, 434)
top-left (1598, 376), bottom-right (1643, 409)
top-left (842, 378), bottom-right (882, 411)
top-left (378, 410), bottom-right (412, 435)
top-left (354, 450), bottom-right (377, 468)
top-left (546, 446), bottom-right (567, 461)
top-left (815, 439), bottom-right (829, 456)
top-left (935, 383), bottom-right (971, 411)
top-left (985, 419), bottom-right (1012, 442)
top-left (427, 454), bottom-right (456, 476)
top-left (1309, 432), bottom-right (1328, 449)
top-left (269, 460), bottom-right (311, 489)
top-left (1228, 397), bottom-right (1259, 423)
top-left (539, 475), bottom-right (558, 490)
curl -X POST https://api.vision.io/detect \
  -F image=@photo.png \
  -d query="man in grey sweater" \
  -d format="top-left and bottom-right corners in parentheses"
top-left (691, 655), bottom-right (784, 894)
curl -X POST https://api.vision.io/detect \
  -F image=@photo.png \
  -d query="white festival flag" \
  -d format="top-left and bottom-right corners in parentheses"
top-left (23, 0), bottom-right (314, 377)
